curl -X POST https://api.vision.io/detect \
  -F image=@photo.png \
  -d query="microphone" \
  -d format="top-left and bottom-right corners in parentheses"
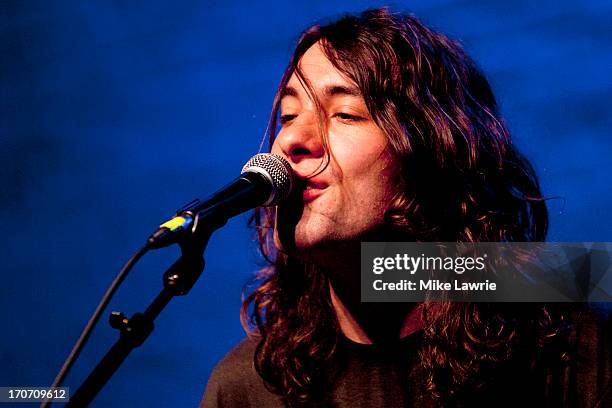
top-left (148, 153), bottom-right (293, 249)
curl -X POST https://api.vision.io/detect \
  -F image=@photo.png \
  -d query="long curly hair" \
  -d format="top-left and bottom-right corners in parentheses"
top-left (241, 8), bottom-right (566, 406)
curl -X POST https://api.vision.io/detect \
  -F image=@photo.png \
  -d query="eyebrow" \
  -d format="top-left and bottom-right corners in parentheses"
top-left (280, 86), bottom-right (298, 99)
top-left (280, 84), bottom-right (362, 102)
top-left (325, 85), bottom-right (361, 98)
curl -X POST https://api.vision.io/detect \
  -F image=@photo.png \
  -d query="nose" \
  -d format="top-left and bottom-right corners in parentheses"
top-left (272, 111), bottom-right (325, 168)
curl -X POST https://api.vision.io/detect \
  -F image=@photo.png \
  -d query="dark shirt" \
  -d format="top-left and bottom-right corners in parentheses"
top-left (201, 305), bottom-right (611, 407)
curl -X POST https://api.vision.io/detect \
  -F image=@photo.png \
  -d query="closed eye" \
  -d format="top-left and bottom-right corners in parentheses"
top-left (280, 114), bottom-right (297, 125)
top-left (333, 112), bottom-right (365, 122)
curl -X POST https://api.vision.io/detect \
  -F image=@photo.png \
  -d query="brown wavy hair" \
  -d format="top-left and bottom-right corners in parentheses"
top-left (241, 8), bottom-right (566, 406)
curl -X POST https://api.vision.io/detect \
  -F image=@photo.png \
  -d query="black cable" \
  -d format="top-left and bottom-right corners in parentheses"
top-left (41, 244), bottom-right (150, 408)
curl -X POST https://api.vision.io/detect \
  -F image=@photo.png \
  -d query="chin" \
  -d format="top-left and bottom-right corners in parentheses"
top-left (293, 232), bottom-right (362, 270)
top-left (286, 227), bottom-right (328, 253)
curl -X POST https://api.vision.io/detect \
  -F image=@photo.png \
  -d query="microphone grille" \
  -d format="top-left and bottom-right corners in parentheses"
top-left (241, 153), bottom-right (293, 206)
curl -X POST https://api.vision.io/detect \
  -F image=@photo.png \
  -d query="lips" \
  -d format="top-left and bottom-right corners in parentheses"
top-left (301, 179), bottom-right (328, 202)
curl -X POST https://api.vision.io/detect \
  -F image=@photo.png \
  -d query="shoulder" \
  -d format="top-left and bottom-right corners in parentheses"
top-left (201, 336), bottom-right (283, 408)
top-left (568, 303), bottom-right (611, 407)
top-left (213, 336), bottom-right (259, 379)
top-left (569, 302), bottom-right (611, 352)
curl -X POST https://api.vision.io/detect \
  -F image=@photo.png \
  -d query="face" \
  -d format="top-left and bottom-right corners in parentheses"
top-left (271, 43), bottom-right (401, 264)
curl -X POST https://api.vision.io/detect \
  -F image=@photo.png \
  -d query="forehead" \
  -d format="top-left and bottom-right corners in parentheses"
top-left (287, 42), bottom-right (357, 93)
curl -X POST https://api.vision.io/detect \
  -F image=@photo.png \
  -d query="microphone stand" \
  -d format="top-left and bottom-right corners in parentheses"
top-left (65, 225), bottom-right (213, 407)
top-left (49, 154), bottom-right (291, 407)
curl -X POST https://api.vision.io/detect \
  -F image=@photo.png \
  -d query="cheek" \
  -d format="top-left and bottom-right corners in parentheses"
top-left (270, 139), bottom-right (282, 156)
top-left (333, 145), bottom-right (395, 186)
top-left (337, 148), bottom-right (401, 212)
top-left (328, 127), bottom-right (390, 171)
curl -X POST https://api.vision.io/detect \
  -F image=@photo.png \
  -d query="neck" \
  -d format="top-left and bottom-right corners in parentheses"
top-left (299, 232), bottom-right (423, 344)
top-left (328, 281), bottom-right (423, 345)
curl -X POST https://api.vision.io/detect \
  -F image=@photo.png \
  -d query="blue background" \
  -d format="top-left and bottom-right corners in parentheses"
top-left (2, 0), bottom-right (611, 406)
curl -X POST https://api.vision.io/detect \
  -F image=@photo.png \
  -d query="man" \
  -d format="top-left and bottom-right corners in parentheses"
top-left (202, 8), bottom-right (610, 407)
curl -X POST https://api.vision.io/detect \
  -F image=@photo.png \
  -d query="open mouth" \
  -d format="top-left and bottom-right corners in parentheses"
top-left (302, 180), bottom-right (328, 202)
